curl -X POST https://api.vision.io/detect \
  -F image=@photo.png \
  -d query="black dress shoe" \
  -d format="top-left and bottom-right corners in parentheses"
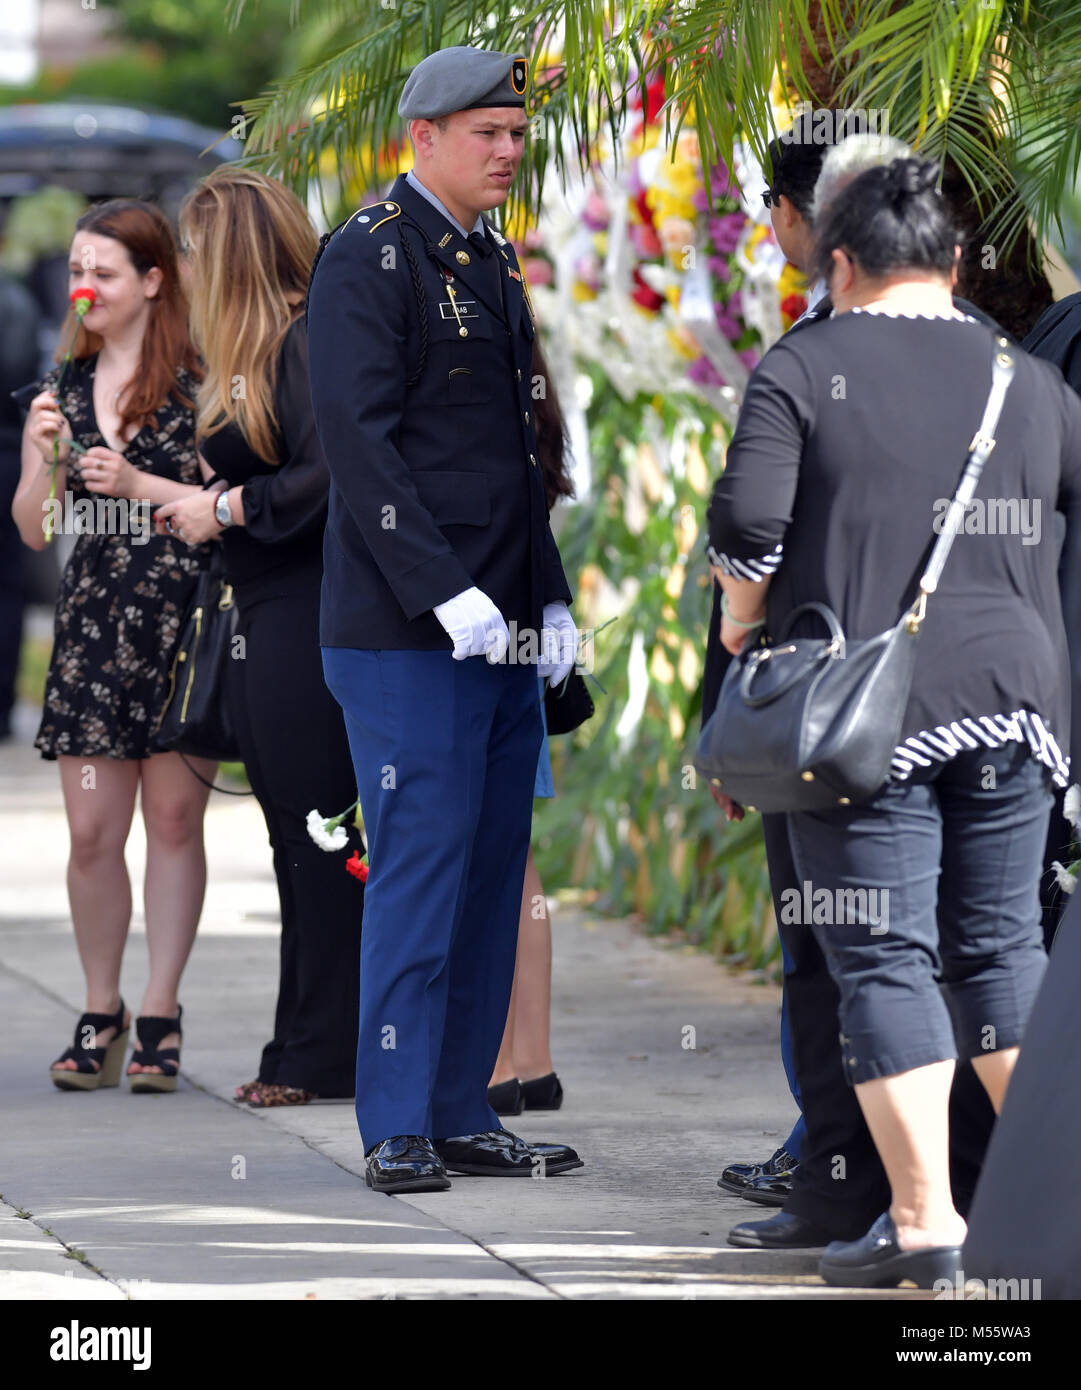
top-left (727, 1210), bottom-right (834, 1249)
top-left (435, 1128), bottom-right (583, 1176)
top-left (819, 1211), bottom-right (963, 1289)
top-left (520, 1072), bottom-right (563, 1110)
top-left (365, 1135), bottom-right (451, 1194)
top-left (717, 1145), bottom-right (797, 1197)
top-left (737, 1164), bottom-right (800, 1207)
top-left (487, 1078), bottom-right (524, 1115)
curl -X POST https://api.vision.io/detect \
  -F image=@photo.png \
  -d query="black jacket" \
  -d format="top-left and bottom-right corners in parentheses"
top-left (700, 294), bottom-right (1006, 731)
top-left (307, 173), bottom-right (572, 650)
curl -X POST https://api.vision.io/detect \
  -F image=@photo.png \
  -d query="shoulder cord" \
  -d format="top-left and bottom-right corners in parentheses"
top-left (304, 213), bottom-right (434, 390)
top-left (397, 219), bottom-right (430, 388)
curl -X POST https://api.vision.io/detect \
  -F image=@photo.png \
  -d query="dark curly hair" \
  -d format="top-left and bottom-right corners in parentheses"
top-left (811, 157), bottom-right (960, 285)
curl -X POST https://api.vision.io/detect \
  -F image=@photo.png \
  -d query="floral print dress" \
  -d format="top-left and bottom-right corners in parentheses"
top-left (34, 355), bottom-right (211, 761)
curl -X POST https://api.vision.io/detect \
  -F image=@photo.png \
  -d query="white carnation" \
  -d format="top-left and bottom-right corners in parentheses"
top-left (1051, 860), bottom-right (1077, 895)
top-left (1064, 784), bottom-right (1081, 829)
top-left (306, 809), bottom-right (347, 852)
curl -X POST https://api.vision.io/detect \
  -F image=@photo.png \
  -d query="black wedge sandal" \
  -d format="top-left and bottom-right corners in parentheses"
top-left (50, 1001), bottom-right (129, 1092)
top-left (128, 1007), bottom-right (183, 1093)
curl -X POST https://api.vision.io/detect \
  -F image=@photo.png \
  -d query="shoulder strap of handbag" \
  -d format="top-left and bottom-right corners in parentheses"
top-left (904, 335), bottom-right (1015, 634)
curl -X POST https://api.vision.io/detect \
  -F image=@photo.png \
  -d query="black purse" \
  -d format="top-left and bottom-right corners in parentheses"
top-left (152, 547), bottom-right (240, 762)
top-left (544, 669), bottom-right (595, 735)
top-left (695, 338), bottom-right (1015, 814)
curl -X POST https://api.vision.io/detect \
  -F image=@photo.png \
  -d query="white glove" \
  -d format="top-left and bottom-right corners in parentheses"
top-left (433, 586), bottom-right (510, 661)
top-left (538, 601), bottom-right (578, 684)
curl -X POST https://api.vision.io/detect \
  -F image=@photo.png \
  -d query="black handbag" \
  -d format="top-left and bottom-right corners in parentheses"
top-left (695, 338), bottom-right (1015, 814)
top-left (152, 547), bottom-right (240, 762)
top-left (544, 669), bottom-right (595, 735)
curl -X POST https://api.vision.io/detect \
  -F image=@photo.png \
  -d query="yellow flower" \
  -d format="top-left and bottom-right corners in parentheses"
top-left (571, 282), bottom-right (598, 302)
top-left (666, 327), bottom-right (699, 360)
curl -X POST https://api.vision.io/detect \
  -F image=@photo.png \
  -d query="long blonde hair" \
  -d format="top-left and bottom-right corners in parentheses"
top-left (179, 168), bottom-right (318, 464)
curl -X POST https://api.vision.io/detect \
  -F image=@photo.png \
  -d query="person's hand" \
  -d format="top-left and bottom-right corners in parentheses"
top-left (80, 446), bottom-right (136, 499)
top-left (433, 586), bottom-right (510, 660)
top-left (721, 613), bottom-right (763, 656)
top-left (26, 391), bottom-right (72, 462)
top-left (709, 783), bottom-right (745, 822)
top-left (155, 490), bottom-right (224, 545)
top-left (538, 601), bottom-right (578, 683)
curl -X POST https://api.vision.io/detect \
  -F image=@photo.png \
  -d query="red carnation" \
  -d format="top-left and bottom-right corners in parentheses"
top-left (631, 267), bottom-right (665, 312)
top-left (346, 850), bottom-right (369, 882)
top-left (69, 287), bottom-right (97, 315)
top-left (781, 293), bottom-right (807, 322)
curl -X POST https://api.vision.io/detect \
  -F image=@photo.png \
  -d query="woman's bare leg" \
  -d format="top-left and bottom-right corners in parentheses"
top-left (970, 1046), bottom-right (1020, 1114)
top-left (854, 1059), bottom-right (968, 1249)
top-left (52, 756), bottom-right (139, 1068)
top-left (511, 848), bottom-right (554, 1081)
top-left (128, 751), bottom-right (214, 1073)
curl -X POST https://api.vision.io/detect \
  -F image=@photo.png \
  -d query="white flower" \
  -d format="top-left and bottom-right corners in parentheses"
top-left (1051, 860), bottom-right (1078, 895)
top-left (306, 809), bottom-right (347, 853)
top-left (1064, 784), bottom-right (1081, 829)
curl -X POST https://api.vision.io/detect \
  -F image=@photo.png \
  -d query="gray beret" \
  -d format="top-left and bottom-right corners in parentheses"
top-left (398, 46), bottom-right (528, 120)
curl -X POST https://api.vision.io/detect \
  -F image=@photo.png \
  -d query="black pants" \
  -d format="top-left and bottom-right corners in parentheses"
top-left (228, 581), bottom-right (363, 1095)
top-left (764, 812), bottom-right (997, 1238)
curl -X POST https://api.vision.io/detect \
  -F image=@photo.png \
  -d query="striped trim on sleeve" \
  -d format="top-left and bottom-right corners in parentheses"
top-left (706, 543), bottom-right (784, 582)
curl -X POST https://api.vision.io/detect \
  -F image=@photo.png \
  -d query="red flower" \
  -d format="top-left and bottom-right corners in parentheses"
top-left (346, 850), bottom-right (369, 882)
top-left (781, 293), bottom-right (807, 323)
top-left (69, 287), bottom-right (97, 314)
top-left (631, 267), bottom-right (665, 312)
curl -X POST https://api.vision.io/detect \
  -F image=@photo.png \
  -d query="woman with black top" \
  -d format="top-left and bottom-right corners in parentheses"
top-left (156, 168), bottom-right (363, 1106)
top-left (708, 158), bottom-right (1081, 1287)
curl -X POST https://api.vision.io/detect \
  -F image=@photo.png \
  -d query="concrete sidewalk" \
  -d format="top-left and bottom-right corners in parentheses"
top-left (0, 707), bottom-right (920, 1301)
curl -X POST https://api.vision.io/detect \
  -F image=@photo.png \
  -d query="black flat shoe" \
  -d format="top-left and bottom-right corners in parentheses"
top-left (365, 1136), bottom-right (451, 1194)
top-left (737, 1164), bottom-right (799, 1207)
top-left (818, 1211), bottom-right (963, 1289)
top-left (435, 1128), bottom-right (583, 1177)
top-left (717, 1145), bottom-right (797, 1197)
top-left (520, 1072), bottom-right (563, 1110)
top-left (487, 1078), bottom-right (524, 1115)
top-left (727, 1210), bottom-right (834, 1249)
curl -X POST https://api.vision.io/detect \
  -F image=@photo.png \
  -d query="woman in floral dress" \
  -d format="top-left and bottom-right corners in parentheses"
top-left (13, 200), bottom-right (215, 1092)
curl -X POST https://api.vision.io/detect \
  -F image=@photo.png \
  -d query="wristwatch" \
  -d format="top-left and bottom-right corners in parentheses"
top-left (214, 490), bottom-right (234, 530)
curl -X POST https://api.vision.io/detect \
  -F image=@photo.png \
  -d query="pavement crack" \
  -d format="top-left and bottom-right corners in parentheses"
top-left (0, 1193), bottom-right (118, 1291)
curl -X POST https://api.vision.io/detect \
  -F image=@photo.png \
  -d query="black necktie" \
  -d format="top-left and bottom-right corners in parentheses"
top-left (467, 229), bottom-right (493, 259)
top-left (467, 227), bottom-right (503, 317)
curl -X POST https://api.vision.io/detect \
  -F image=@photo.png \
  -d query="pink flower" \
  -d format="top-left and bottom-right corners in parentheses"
top-left (523, 257), bottom-right (554, 287)
top-left (582, 192), bottom-right (610, 230)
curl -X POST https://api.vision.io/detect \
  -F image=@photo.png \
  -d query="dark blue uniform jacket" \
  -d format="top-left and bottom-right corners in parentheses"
top-left (307, 172), bottom-right (572, 650)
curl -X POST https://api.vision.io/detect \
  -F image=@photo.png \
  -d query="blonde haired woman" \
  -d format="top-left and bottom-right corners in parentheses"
top-left (157, 168), bottom-right (363, 1106)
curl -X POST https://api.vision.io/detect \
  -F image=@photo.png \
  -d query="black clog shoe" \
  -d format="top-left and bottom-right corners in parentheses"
top-left (818, 1211), bottom-right (963, 1289)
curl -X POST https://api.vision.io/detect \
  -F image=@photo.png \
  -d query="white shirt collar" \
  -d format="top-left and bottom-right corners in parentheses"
top-left (405, 170), bottom-right (484, 240)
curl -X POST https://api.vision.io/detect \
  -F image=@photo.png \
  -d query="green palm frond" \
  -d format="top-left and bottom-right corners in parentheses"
top-left (223, 2), bottom-right (1081, 260)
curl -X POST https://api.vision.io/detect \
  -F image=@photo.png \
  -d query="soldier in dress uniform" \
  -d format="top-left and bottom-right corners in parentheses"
top-left (307, 45), bottom-right (584, 1192)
